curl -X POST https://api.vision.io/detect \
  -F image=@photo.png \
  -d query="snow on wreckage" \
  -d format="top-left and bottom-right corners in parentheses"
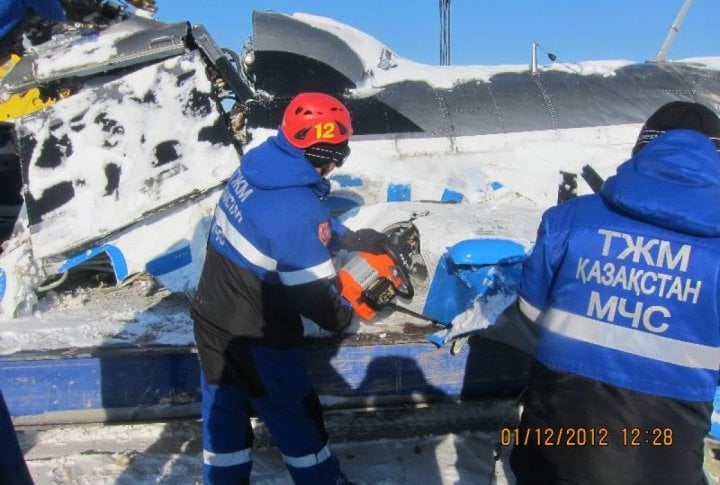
top-left (1, 7), bottom-right (720, 424)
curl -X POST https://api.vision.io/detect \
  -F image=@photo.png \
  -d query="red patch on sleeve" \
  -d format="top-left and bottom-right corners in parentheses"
top-left (318, 221), bottom-right (332, 246)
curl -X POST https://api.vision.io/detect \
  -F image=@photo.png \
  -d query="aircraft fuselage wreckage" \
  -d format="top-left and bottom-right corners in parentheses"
top-left (1, 7), bottom-right (719, 424)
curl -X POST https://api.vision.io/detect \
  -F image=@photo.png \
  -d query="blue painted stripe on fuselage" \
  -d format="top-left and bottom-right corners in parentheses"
top-left (387, 183), bottom-right (411, 202)
top-left (59, 244), bottom-right (128, 281)
top-left (329, 175), bottom-right (363, 187)
top-left (145, 246), bottom-right (192, 276)
top-left (441, 188), bottom-right (464, 203)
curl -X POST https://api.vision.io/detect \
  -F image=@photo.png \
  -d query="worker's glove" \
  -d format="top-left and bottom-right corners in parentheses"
top-left (340, 228), bottom-right (391, 255)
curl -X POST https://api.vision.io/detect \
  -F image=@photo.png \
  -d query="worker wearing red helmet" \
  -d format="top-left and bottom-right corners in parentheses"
top-left (191, 92), bottom-right (388, 484)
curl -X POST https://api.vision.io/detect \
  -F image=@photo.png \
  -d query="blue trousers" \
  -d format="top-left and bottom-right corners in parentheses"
top-left (200, 345), bottom-right (346, 485)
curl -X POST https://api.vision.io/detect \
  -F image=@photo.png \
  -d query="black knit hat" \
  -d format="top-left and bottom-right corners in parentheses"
top-left (304, 140), bottom-right (351, 168)
top-left (632, 101), bottom-right (720, 156)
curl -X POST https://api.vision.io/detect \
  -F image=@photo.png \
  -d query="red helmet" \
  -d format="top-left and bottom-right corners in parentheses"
top-left (280, 92), bottom-right (353, 149)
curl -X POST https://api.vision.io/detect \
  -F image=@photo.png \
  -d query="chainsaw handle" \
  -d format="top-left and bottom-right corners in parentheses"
top-left (380, 240), bottom-right (414, 299)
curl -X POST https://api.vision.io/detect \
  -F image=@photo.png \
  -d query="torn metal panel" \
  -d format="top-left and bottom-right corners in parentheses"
top-left (14, 50), bottom-right (239, 260)
top-left (190, 24), bottom-right (254, 101)
top-left (247, 11), bottom-right (720, 138)
top-left (0, 17), bottom-right (189, 95)
top-left (251, 11), bottom-right (367, 88)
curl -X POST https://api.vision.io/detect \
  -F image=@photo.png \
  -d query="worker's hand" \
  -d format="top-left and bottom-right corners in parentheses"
top-left (340, 228), bottom-right (391, 255)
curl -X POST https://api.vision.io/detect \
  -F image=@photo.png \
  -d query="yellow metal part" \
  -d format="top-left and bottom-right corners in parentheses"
top-left (0, 54), bottom-right (58, 121)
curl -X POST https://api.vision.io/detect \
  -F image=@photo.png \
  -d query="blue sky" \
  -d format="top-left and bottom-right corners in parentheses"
top-left (155, 1), bottom-right (718, 65)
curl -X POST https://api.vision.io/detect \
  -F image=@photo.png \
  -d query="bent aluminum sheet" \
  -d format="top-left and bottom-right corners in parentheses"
top-left (248, 11), bottom-right (720, 138)
top-left (14, 50), bottom-right (239, 259)
top-left (0, 17), bottom-right (188, 95)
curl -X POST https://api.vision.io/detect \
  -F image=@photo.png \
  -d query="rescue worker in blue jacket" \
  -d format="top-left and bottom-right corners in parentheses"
top-left (509, 101), bottom-right (720, 485)
top-left (191, 92), bottom-right (390, 484)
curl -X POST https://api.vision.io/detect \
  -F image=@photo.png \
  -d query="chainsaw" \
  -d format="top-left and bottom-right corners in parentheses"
top-left (338, 239), bottom-right (414, 320)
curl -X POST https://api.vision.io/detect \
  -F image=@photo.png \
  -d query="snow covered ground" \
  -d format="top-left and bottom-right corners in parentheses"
top-left (19, 425), bottom-right (720, 484)
top-left (20, 416), bottom-right (517, 484)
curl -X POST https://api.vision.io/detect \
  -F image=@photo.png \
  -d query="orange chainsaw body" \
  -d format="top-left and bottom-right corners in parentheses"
top-left (338, 251), bottom-right (405, 320)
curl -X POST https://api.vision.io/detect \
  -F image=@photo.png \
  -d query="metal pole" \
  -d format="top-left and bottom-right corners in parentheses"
top-left (440, 0), bottom-right (451, 65)
top-left (439, 0), bottom-right (444, 65)
top-left (655, 0), bottom-right (694, 62)
top-left (447, 0), bottom-right (451, 65)
top-left (531, 42), bottom-right (538, 74)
